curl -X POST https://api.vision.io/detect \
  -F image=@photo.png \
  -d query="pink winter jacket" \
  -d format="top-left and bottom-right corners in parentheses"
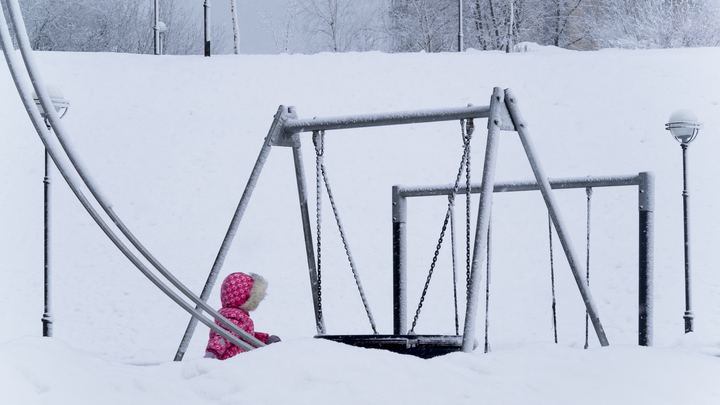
top-left (205, 272), bottom-right (270, 360)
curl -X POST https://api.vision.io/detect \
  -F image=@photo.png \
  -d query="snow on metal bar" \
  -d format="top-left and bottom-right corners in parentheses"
top-left (283, 105), bottom-right (491, 133)
top-left (398, 174), bottom-right (642, 198)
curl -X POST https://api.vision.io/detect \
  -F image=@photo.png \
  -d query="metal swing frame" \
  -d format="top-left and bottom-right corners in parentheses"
top-left (177, 87), bottom-right (612, 358)
top-left (396, 172), bottom-right (655, 348)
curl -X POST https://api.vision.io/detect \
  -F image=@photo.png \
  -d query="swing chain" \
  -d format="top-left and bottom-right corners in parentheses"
top-left (321, 163), bottom-right (378, 334)
top-left (549, 213), bottom-right (558, 344)
top-left (584, 186), bottom-right (593, 349)
top-left (454, 118), bottom-right (474, 335)
top-left (313, 130), bottom-right (324, 156)
top-left (313, 130), bottom-right (378, 334)
top-left (549, 188), bottom-right (594, 347)
top-left (313, 130), bottom-right (324, 323)
top-left (484, 222), bottom-right (491, 353)
top-left (409, 119), bottom-right (473, 333)
top-left (464, 120), bottom-right (473, 302)
top-left (450, 206), bottom-right (460, 335)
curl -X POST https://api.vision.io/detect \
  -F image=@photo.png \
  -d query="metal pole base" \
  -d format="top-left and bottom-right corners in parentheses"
top-left (42, 314), bottom-right (53, 337)
top-left (684, 311), bottom-right (694, 333)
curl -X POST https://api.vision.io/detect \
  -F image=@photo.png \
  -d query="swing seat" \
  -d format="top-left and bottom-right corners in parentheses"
top-left (314, 334), bottom-right (474, 359)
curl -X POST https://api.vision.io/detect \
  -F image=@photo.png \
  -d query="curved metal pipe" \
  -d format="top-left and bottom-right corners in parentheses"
top-left (1, 1), bottom-right (263, 351)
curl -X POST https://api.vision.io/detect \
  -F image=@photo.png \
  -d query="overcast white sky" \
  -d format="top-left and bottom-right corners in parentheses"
top-left (183, 0), bottom-right (286, 54)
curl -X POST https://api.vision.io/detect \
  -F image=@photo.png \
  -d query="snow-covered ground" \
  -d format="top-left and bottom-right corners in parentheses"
top-left (1, 45), bottom-right (720, 403)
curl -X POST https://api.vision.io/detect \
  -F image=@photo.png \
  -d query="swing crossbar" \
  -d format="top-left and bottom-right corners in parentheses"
top-left (399, 174), bottom-right (646, 197)
top-left (393, 172), bottom-right (655, 346)
top-left (283, 105), bottom-right (490, 134)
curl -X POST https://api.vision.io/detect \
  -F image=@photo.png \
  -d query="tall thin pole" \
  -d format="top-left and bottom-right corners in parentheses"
top-left (681, 143), bottom-right (693, 333)
top-left (204, 0), bottom-right (211, 57)
top-left (458, 0), bottom-right (464, 52)
top-left (462, 88), bottom-right (504, 352)
top-left (230, 0), bottom-right (240, 54)
top-left (392, 186), bottom-right (407, 335)
top-left (638, 172), bottom-right (654, 346)
top-left (154, 0), bottom-right (160, 55)
top-left (42, 147), bottom-right (53, 337)
top-left (506, 0), bottom-right (513, 53)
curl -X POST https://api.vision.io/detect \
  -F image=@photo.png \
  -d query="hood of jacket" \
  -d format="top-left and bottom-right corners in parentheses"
top-left (220, 272), bottom-right (267, 312)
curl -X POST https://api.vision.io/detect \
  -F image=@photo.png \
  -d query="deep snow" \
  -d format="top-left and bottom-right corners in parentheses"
top-left (2, 45), bottom-right (720, 403)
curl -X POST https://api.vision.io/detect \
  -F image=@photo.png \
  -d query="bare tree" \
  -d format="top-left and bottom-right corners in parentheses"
top-left (469, 0), bottom-right (504, 50)
top-left (262, 0), bottom-right (301, 53)
top-left (11, 0), bottom-right (228, 55)
top-left (390, 0), bottom-right (456, 52)
top-left (589, 0), bottom-right (720, 49)
top-left (467, 0), bottom-right (529, 51)
top-left (543, 0), bottom-right (586, 48)
top-left (297, 0), bottom-right (384, 53)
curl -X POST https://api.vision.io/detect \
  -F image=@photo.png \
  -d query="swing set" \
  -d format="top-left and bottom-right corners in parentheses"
top-left (2, 0), bottom-right (652, 358)
top-left (173, 87), bottom-right (654, 358)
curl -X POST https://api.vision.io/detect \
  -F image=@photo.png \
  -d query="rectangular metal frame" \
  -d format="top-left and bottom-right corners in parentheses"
top-left (393, 172), bottom-right (654, 346)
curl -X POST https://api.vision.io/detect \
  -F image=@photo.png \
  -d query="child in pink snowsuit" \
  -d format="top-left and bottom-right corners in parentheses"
top-left (205, 272), bottom-right (280, 360)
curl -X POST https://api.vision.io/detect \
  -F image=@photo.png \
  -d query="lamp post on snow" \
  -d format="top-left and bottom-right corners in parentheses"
top-left (204, 0), bottom-right (211, 57)
top-left (32, 84), bottom-right (70, 338)
top-left (154, 0), bottom-right (168, 55)
top-left (665, 109), bottom-right (702, 334)
top-left (458, 0), bottom-right (463, 52)
top-left (154, 0), bottom-right (160, 55)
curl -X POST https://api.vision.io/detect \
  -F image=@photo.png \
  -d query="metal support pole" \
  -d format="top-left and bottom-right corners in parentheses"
top-left (392, 186), bottom-right (407, 335)
top-left (638, 172), bottom-right (654, 346)
top-left (230, 0), bottom-right (240, 54)
top-left (204, 0), bottom-right (211, 57)
top-left (42, 148), bottom-right (53, 337)
top-left (173, 106), bottom-right (287, 361)
top-left (681, 144), bottom-right (693, 333)
top-left (154, 0), bottom-right (160, 55)
top-left (462, 87), bottom-right (504, 352)
top-left (458, 0), bottom-right (464, 52)
top-left (292, 143), bottom-right (326, 335)
top-left (505, 88), bottom-right (609, 347)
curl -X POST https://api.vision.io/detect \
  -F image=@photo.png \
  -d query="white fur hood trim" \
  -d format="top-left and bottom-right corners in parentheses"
top-left (240, 273), bottom-right (267, 312)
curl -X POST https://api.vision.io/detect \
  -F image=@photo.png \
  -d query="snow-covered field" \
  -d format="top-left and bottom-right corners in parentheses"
top-left (2, 45), bottom-right (720, 403)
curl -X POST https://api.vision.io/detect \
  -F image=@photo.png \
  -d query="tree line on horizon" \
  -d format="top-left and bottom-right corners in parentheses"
top-left (3, 0), bottom-right (719, 55)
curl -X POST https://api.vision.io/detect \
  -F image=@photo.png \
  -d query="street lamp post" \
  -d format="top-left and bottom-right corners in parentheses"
top-left (458, 0), bottom-right (463, 52)
top-left (665, 109), bottom-right (702, 334)
top-left (154, 0), bottom-right (160, 55)
top-left (204, 0), bottom-right (211, 57)
top-left (154, 0), bottom-right (167, 55)
top-left (32, 84), bottom-right (69, 338)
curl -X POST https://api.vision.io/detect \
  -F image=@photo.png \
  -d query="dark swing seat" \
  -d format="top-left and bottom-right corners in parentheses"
top-left (315, 334), bottom-right (473, 359)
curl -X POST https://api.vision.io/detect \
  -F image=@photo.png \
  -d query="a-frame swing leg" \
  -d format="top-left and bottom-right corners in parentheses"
top-left (504, 88), bottom-right (609, 347)
top-left (463, 88), bottom-right (610, 352)
top-left (291, 143), bottom-right (326, 335)
top-left (174, 105), bottom-right (325, 360)
top-left (462, 88), bottom-right (505, 352)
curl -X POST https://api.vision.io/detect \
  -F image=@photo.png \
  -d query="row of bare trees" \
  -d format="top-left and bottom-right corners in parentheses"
top-left (270, 0), bottom-right (720, 53)
top-left (3, 0), bottom-right (227, 54)
top-left (4, 0), bottom-right (720, 54)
